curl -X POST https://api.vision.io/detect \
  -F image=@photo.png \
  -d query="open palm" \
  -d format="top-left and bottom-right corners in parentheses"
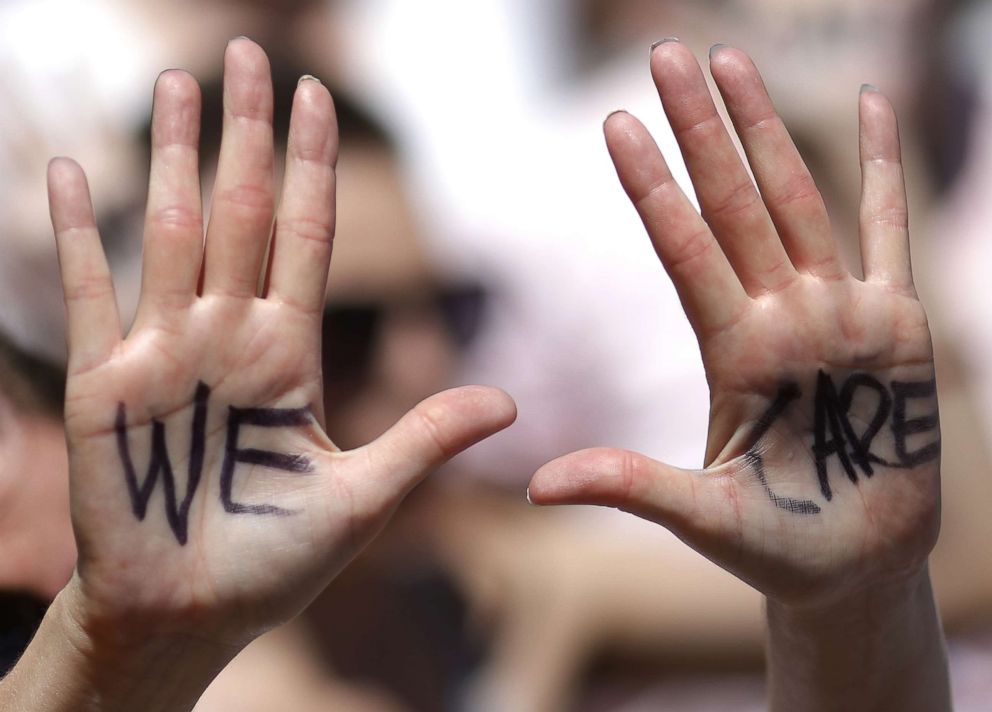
top-left (529, 43), bottom-right (939, 607)
top-left (49, 39), bottom-right (515, 645)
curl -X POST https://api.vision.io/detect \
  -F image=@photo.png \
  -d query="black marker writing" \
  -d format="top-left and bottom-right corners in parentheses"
top-left (812, 371), bottom-right (939, 500)
top-left (744, 371), bottom-right (939, 513)
top-left (891, 378), bottom-right (940, 466)
top-left (744, 383), bottom-right (821, 515)
top-left (220, 405), bottom-right (314, 516)
top-left (116, 382), bottom-right (210, 545)
top-left (115, 382), bottom-right (313, 544)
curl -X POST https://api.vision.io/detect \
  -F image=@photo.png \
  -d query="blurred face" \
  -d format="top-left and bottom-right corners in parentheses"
top-left (321, 147), bottom-right (460, 449)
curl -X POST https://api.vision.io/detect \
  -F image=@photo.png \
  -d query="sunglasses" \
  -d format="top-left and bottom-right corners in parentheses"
top-left (321, 283), bottom-right (487, 396)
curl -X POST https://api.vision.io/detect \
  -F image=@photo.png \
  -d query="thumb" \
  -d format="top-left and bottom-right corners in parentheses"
top-left (354, 385), bottom-right (517, 508)
top-left (528, 447), bottom-right (739, 550)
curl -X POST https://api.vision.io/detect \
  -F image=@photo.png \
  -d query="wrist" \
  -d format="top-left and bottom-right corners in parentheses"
top-left (766, 563), bottom-right (931, 627)
top-left (766, 566), bottom-right (949, 712)
top-left (1, 579), bottom-right (240, 712)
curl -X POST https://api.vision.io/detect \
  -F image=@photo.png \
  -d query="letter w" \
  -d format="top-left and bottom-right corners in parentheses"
top-left (114, 383), bottom-right (209, 545)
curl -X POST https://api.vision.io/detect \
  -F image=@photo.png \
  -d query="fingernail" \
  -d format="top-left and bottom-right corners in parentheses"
top-left (525, 487), bottom-right (535, 506)
top-left (860, 83), bottom-right (879, 94)
top-left (709, 43), bottom-right (729, 59)
top-left (604, 109), bottom-right (627, 126)
top-left (650, 37), bottom-right (680, 52)
top-left (298, 74), bottom-right (321, 86)
top-left (230, 35), bottom-right (251, 43)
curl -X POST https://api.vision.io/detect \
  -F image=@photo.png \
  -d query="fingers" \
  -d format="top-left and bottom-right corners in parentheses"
top-left (527, 448), bottom-right (734, 549)
top-left (858, 86), bottom-right (913, 292)
top-left (202, 38), bottom-right (276, 298)
top-left (47, 158), bottom-right (121, 372)
top-left (266, 76), bottom-right (338, 312)
top-left (354, 386), bottom-right (517, 511)
top-left (650, 40), bottom-right (794, 296)
top-left (136, 70), bottom-right (204, 319)
top-left (708, 46), bottom-right (843, 280)
top-left (604, 111), bottom-right (749, 332)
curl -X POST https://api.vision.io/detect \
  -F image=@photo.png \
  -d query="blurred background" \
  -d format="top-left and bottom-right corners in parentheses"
top-left (2, 0), bottom-right (992, 710)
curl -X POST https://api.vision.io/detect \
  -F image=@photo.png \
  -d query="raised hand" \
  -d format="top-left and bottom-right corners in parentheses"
top-left (45, 37), bottom-right (514, 666)
top-left (528, 42), bottom-right (939, 610)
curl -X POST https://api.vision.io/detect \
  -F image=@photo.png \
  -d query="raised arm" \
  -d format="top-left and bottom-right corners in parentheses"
top-left (0, 38), bottom-right (515, 712)
top-left (528, 40), bottom-right (949, 712)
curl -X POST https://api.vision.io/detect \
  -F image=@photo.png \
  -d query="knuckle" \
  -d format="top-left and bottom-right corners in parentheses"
top-left (632, 175), bottom-right (678, 208)
top-left (215, 183), bottom-right (273, 215)
top-left (64, 276), bottom-right (114, 302)
top-left (412, 403), bottom-right (452, 463)
top-left (666, 229), bottom-right (716, 271)
top-left (279, 215), bottom-right (334, 245)
top-left (151, 204), bottom-right (202, 232)
top-left (706, 180), bottom-right (762, 220)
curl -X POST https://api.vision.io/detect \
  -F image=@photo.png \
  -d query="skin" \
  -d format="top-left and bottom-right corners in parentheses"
top-left (0, 39), bottom-right (515, 712)
top-left (0, 36), bottom-right (950, 712)
top-left (528, 41), bottom-right (950, 711)
top-left (0, 402), bottom-right (74, 599)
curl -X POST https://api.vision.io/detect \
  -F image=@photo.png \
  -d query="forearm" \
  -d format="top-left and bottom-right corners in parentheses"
top-left (766, 567), bottom-right (950, 712)
top-left (0, 583), bottom-right (238, 712)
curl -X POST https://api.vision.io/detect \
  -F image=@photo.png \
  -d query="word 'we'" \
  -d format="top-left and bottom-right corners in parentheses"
top-left (115, 382), bottom-right (313, 545)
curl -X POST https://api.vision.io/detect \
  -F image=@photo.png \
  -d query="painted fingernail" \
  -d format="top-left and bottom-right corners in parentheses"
top-left (651, 37), bottom-right (680, 52)
top-left (298, 74), bottom-right (322, 86)
top-left (860, 83), bottom-right (879, 94)
top-left (709, 43), bottom-right (729, 59)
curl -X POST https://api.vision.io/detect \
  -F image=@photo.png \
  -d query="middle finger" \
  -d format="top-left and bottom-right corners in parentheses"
top-left (202, 38), bottom-right (276, 298)
top-left (651, 40), bottom-right (794, 296)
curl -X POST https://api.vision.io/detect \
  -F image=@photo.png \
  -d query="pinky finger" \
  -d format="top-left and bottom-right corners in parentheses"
top-left (858, 86), bottom-right (914, 292)
top-left (47, 158), bottom-right (121, 372)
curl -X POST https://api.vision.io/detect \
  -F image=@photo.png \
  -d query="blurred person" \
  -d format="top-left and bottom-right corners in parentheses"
top-left (0, 337), bottom-right (74, 673)
top-left (192, 59), bottom-right (488, 712)
top-left (346, 5), bottom-right (992, 709)
top-left (199, 53), bottom-right (762, 711)
top-left (0, 6), bottom-right (974, 712)
top-left (5, 32), bottom-right (960, 704)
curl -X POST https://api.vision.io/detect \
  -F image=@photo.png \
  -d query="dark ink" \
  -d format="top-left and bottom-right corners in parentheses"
top-left (116, 384), bottom-right (315, 543)
top-left (837, 374), bottom-right (891, 475)
top-left (219, 405), bottom-right (314, 516)
top-left (743, 383), bottom-right (821, 515)
top-left (115, 382), bottom-right (210, 545)
top-left (811, 370), bottom-right (939, 501)
top-left (743, 370), bottom-right (939, 515)
top-left (812, 371), bottom-right (858, 499)
top-left (745, 451), bottom-right (821, 515)
top-left (891, 378), bottom-right (940, 466)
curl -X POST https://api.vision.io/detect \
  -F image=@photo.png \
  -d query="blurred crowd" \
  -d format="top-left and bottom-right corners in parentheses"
top-left (3, 0), bottom-right (992, 710)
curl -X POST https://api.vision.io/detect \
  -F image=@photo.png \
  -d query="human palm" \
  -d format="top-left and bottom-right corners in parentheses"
top-left (50, 39), bottom-right (515, 645)
top-left (529, 42), bottom-right (939, 607)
